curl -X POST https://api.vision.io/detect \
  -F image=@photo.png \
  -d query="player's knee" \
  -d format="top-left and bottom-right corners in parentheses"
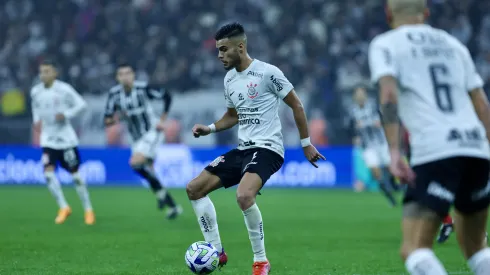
top-left (44, 165), bottom-right (55, 172)
top-left (72, 172), bottom-right (83, 185)
top-left (236, 191), bottom-right (255, 211)
top-left (44, 170), bottom-right (56, 183)
top-left (186, 179), bottom-right (205, 200)
top-left (129, 154), bottom-right (148, 168)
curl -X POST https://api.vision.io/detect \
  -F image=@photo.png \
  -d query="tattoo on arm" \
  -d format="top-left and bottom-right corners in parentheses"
top-left (381, 102), bottom-right (398, 124)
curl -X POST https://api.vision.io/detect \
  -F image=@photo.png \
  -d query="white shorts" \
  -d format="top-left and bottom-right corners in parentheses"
top-left (362, 146), bottom-right (390, 168)
top-left (131, 130), bottom-right (164, 159)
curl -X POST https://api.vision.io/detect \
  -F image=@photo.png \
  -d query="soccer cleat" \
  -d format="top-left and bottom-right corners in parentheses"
top-left (218, 249), bottom-right (228, 270)
top-left (437, 223), bottom-right (454, 243)
top-left (84, 210), bottom-right (95, 225)
top-left (253, 261), bottom-right (271, 275)
top-left (55, 207), bottom-right (72, 224)
top-left (166, 205), bottom-right (183, 220)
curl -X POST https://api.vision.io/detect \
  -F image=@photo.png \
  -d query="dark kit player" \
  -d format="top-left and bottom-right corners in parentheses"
top-left (104, 64), bottom-right (181, 219)
top-left (187, 23), bottom-right (325, 275)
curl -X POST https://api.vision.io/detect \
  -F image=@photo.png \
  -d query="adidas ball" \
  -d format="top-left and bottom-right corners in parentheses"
top-left (185, 241), bottom-right (219, 274)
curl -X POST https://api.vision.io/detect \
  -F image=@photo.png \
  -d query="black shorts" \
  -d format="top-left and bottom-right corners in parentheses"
top-left (205, 148), bottom-right (284, 188)
top-left (403, 157), bottom-right (490, 217)
top-left (42, 147), bottom-right (81, 173)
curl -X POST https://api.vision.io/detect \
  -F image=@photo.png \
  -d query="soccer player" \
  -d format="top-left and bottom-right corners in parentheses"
top-left (31, 60), bottom-right (95, 225)
top-left (369, 0), bottom-right (490, 274)
top-left (350, 86), bottom-right (398, 206)
top-left (187, 23), bottom-right (325, 275)
top-left (104, 63), bottom-right (182, 219)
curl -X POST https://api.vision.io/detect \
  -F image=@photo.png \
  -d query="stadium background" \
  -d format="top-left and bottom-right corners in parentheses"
top-left (0, 1), bottom-right (490, 274)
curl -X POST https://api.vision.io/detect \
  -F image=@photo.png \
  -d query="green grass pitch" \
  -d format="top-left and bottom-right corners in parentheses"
top-left (0, 186), bottom-right (485, 275)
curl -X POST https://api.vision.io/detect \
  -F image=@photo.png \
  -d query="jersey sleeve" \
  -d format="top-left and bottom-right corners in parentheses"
top-left (145, 84), bottom-right (172, 112)
top-left (460, 46), bottom-right (484, 91)
top-left (266, 65), bottom-right (294, 99)
top-left (368, 36), bottom-right (398, 84)
top-left (104, 91), bottom-right (119, 118)
top-left (63, 84), bottom-right (87, 119)
top-left (30, 88), bottom-right (40, 123)
top-left (223, 77), bottom-right (234, 108)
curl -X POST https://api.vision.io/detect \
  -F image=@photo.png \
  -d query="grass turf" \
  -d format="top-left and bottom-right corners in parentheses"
top-left (0, 186), bottom-right (484, 275)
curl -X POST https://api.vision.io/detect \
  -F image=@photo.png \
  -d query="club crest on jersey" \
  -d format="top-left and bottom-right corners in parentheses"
top-left (247, 83), bottom-right (258, 99)
top-left (209, 156), bottom-right (225, 167)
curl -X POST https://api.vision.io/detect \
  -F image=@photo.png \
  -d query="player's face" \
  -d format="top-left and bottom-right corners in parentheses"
top-left (354, 88), bottom-right (367, 104)
top-left (39, 65), bottom-right (57, 84)
top-left (216, 39), bottom-right (241, 70)
top-left (117, 67), bottom-right (135, 86)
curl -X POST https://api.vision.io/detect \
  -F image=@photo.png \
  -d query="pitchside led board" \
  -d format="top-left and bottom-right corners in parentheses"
top-left (0, 145), bottom-right (353, 188)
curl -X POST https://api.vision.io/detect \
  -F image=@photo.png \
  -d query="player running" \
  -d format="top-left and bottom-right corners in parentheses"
top-left (350, 86), bottom-right (398, 206)
top-left (187, 22), bottom-right (324, 275)
top-left (369, 0), bottom-right (490, 274)
top-left (104, 63), bottom-right (182, 219)
top-left (31, 60), bottom-right (95, 225)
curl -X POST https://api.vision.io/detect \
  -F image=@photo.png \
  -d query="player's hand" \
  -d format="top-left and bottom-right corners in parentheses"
top-left (156, 120), bottom-right (166, 132)
top-left (192, 124), bottom-right (211, 138)
top-left (55, 113), bottom-right (65, 122)
top-left (389, 149), bottom-right (416, 184)
top-left (303, 145), bottom-right (326, 168)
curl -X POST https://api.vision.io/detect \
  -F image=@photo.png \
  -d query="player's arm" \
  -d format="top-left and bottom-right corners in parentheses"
top-left (104, 92), bottom-right (118, 127)
top-left (30, 89), bottom-right (41, 132)
top-left (145, 85), bottom-right (172, 122)
top-left (378, 76), bottom-right (400, 150)
top-left (64, 85), bottom-right (87, 119)
top-left (470, 89), bottom-right (490, 143)
top-left (282, 90), bottom-right (309, 140)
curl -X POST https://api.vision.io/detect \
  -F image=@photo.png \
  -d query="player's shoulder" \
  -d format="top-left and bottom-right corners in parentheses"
top-left (257, 60), bottom-right (282, 75)
top-left (53, 80), bottom-right (75, 91)
top-left (133, 80), bottom-right (148, 89)
top-left (30, 82), bottom-right (44, 96)
top-left (370, 28), bottom-right (401, 49)
top-left (109, 84), bottom-right (122, 94)
top-left (224, 69), bottom-right (238, 86)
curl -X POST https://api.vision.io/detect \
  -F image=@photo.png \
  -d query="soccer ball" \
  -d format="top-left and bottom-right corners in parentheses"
top-left (185, 241), bottom-right (219, 274)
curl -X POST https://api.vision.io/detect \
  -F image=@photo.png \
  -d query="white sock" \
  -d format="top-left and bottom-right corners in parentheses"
top-left (72, 173), bottom-right (93, 211)
top-left (405, 248), bottom-right (447, 275)
top-left (45, 171), bottom-right (69, 209)
top-left (468, 247), bottom-right (490, 275)
top-left (243, 203), bottom-right (267, 262)
top-left (191, 196), bottom-right (223, 252)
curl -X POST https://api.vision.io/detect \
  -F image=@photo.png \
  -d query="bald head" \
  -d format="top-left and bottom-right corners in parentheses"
top-left (387, 0), bottom-right (426, 16)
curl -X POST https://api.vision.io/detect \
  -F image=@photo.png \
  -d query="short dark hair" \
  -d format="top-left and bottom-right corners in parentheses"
top-left (214, 22), bottom-right (245, 41)
top-left (117, 62), bottom-right (134, 70)
top-left (40, 59), bottom-right (57, 68)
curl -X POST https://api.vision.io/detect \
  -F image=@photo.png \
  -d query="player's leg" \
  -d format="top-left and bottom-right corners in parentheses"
top-left (453, 157), bottom-right (490, 275)
top-left (401, 203), bottom-right (448, 275)
top-left (237, 149), bottom-right (283, 274)
top-left (42, 148), bottom-right (71, 224)
top-left (400, 159), bottom-right (460, 274)
top-left (130, 131), bottom-right (180, 216)
top-left (364, 148), bottom-right (397, 206)
top-left (437, 213), bottom-right (454, 244)
top-left (186, 150), bottom-right (242, 268)
top-left (60, 148), bottom-right (95, 225)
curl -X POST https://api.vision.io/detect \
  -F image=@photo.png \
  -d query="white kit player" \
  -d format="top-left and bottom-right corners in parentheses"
top-left (31, 60), bottom-right (95, 225)
top-left (187, 23), bottom-right (324, 275)
top-left (369, 0), bottom-right (490, 274)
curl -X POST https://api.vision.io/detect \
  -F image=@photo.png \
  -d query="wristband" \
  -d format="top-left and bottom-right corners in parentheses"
top-left (208, 123), bottom-right (216, 133)
top-left (301, 137), bottom-right (312, 147)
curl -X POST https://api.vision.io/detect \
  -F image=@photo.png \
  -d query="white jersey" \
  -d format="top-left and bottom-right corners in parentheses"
top-left (369, 24), bottom-right (490, 165)
top-left (224, 59), bottom-right (294, 158)
top-left (31, 80), bottom-right (87, 150)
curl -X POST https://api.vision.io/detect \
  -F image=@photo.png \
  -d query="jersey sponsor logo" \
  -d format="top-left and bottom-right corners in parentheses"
top-left (447, 128), bottom-right (483, 148)
top-left (247, 71), bottom-right (264, 79)
top-left (239, 118), bottom-right (260, 126)
top-left (247, 82), bottom-right (259, 99)
top-left (238, 93), bottom-right (244, 101)
top-left (270, 75), bottom-right (283, 92)
top-left (209, 156), bottom-right (225, 167)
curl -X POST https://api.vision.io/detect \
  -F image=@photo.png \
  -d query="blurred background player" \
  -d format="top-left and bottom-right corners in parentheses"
top-left (187, 22), bottom-right (325, 275)
top-left (31, 60), bottom-right (95, 225)
top-left (370, 0), bottom-right (490, 274)
top-left (104, 63), bottom-right (182, 220)
top-left (350, 86), bottom-right (398, 206)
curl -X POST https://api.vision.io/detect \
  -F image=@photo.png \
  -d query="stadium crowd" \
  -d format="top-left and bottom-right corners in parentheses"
top-left (0, 0), bottom-right (489, 145)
